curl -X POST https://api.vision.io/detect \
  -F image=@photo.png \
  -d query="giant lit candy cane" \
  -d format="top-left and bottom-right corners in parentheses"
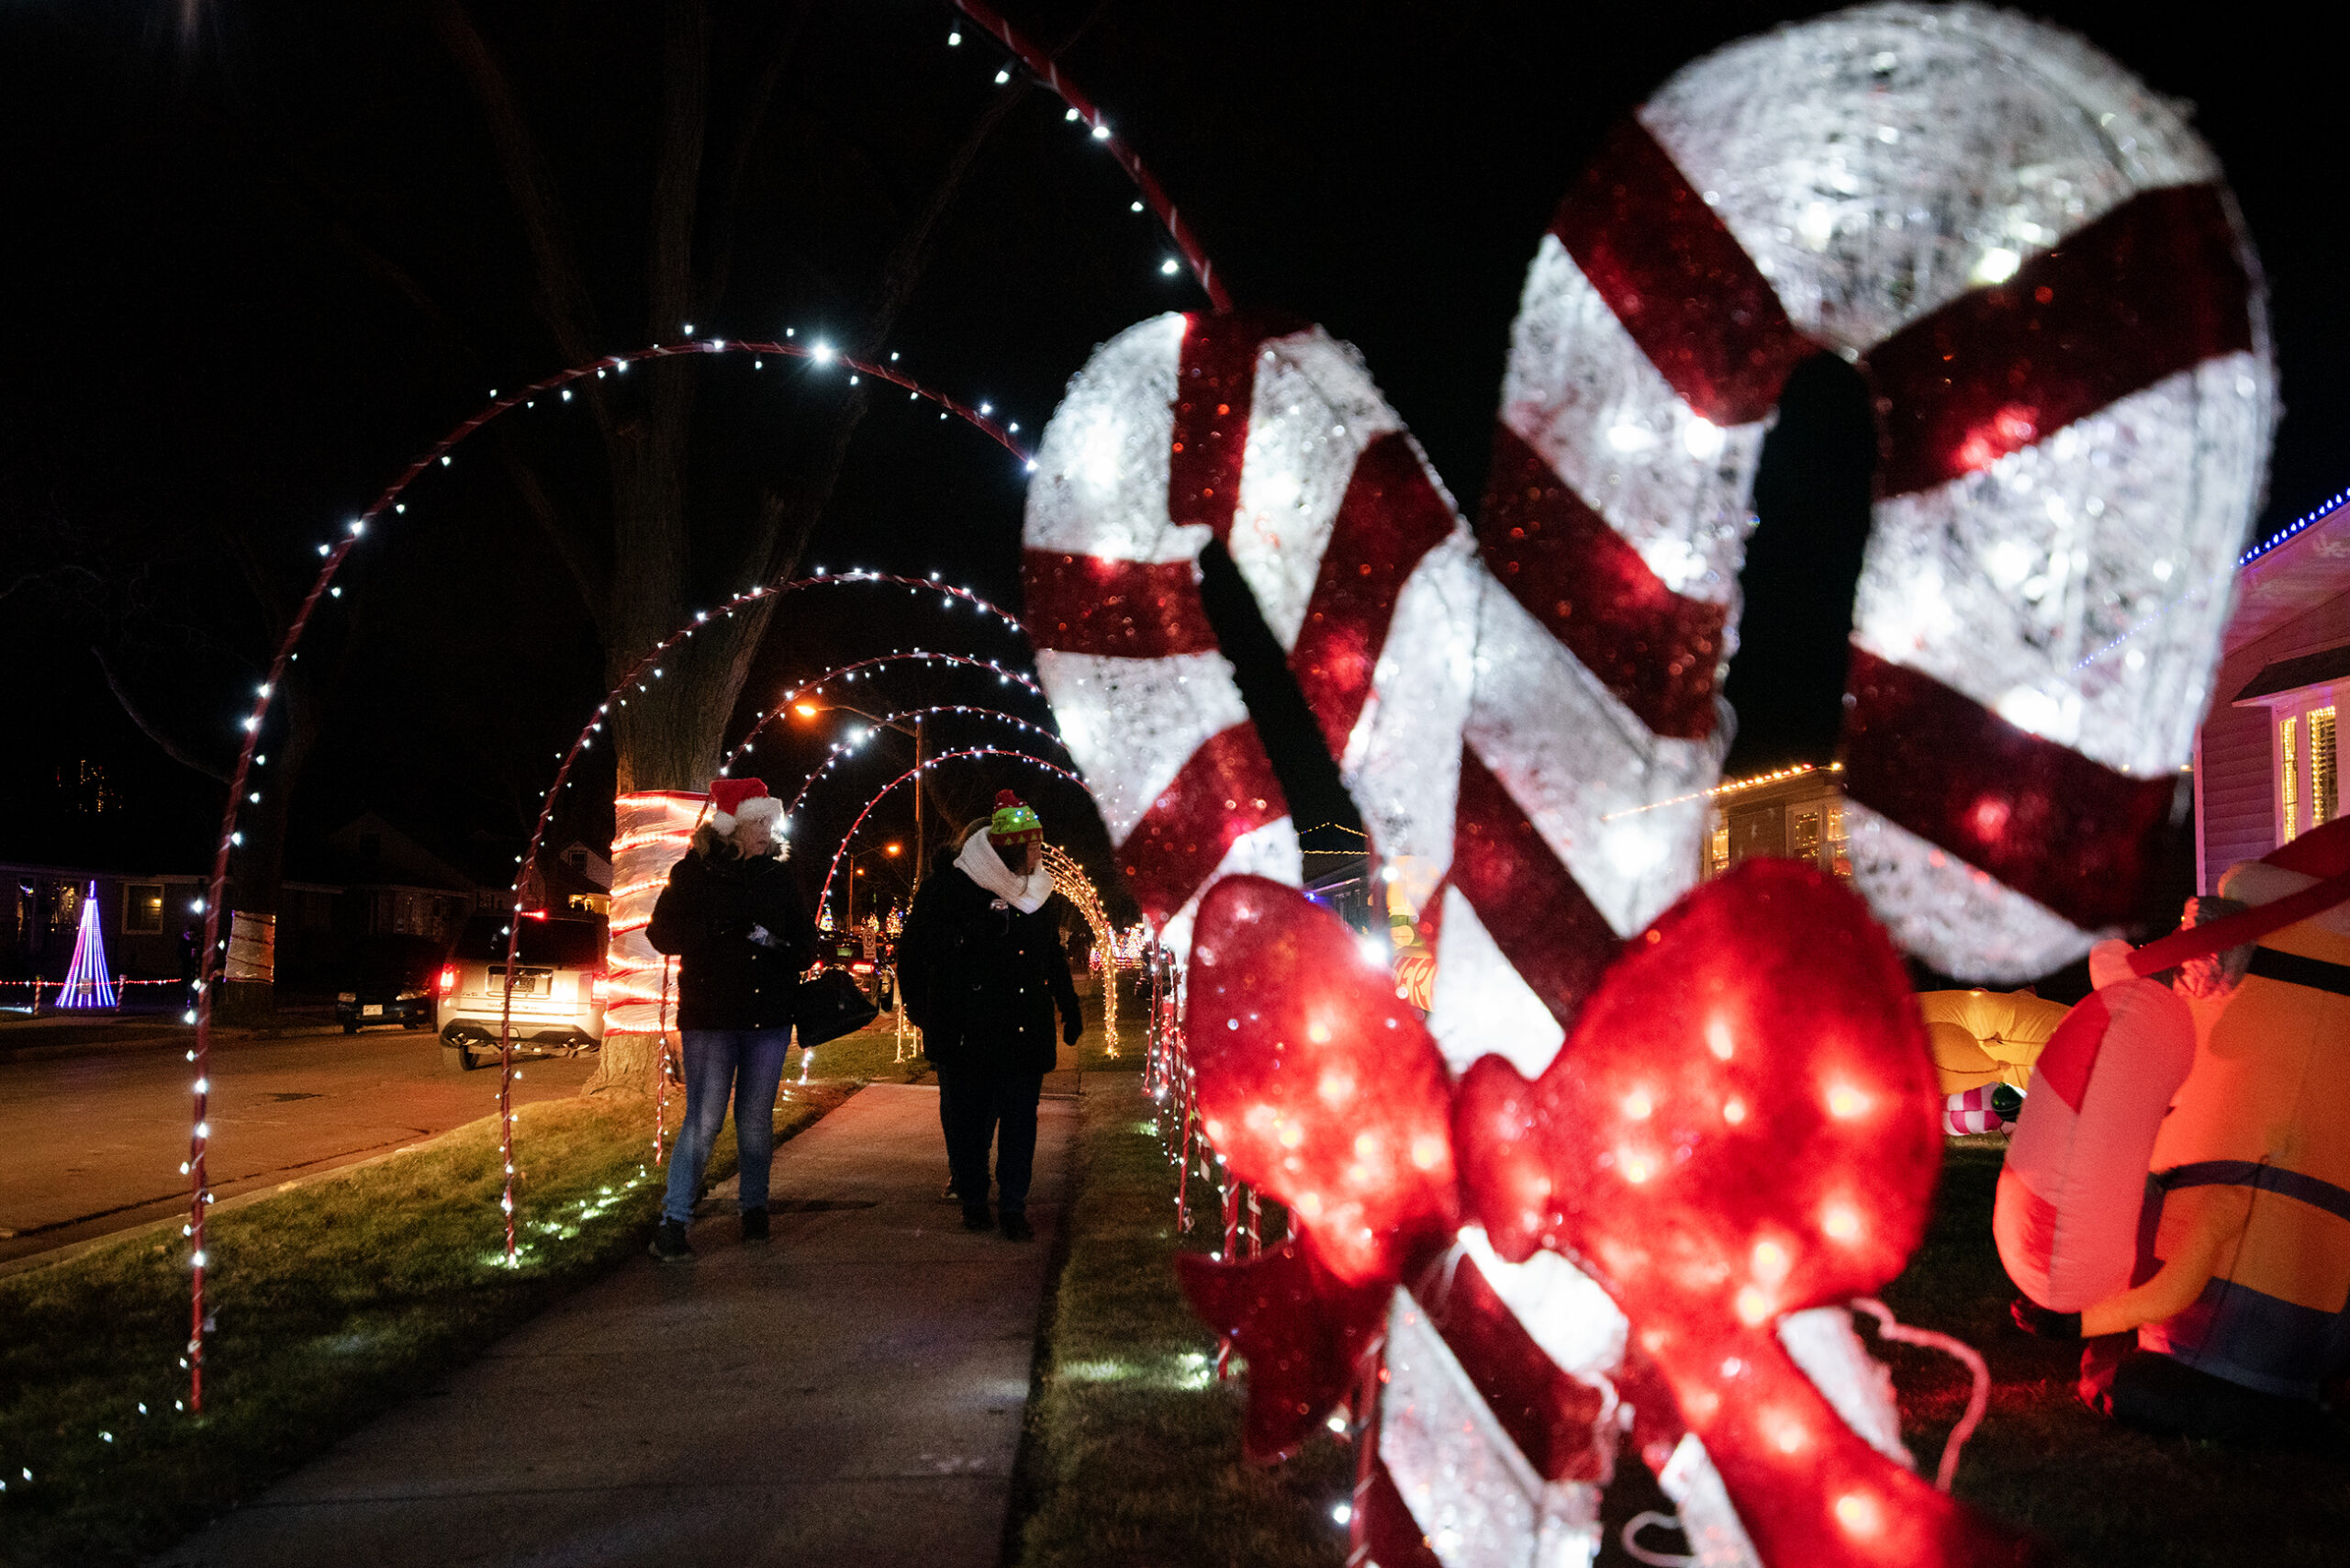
top-left (1023, 6), bottom-right (2270, 1564)
top-left (1504, 3), bottom-right (2271, 980)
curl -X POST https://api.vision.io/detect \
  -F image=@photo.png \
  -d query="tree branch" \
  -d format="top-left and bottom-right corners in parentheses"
top-left (493, 428), bottom-right (612, 636)
top-left (91, 645), bottom-right (232, 786)
top-left (644, 0), bottom-right (711, 338)
top-left (431, 0), bottom-right (606, 374)
top-left (698, 0), bottom-right (815, 315)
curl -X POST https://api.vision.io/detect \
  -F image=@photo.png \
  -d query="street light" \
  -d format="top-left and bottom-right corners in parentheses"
top-left (842, 840), bottom-right (903, 930)
top-left (796, 702), bottom-right (929, 881)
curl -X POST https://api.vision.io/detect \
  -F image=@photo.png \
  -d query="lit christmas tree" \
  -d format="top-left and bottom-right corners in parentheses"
top-left (60, 880), bottom-right (117, 1009)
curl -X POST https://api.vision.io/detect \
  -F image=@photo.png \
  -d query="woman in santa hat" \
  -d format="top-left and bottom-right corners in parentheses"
top-left (897, 790), bottom-right (1083, 1241)
top-left (644, 777), bottom-right (817, 1261)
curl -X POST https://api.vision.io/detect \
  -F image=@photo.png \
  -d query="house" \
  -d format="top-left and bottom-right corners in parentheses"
top-left (1697, 762), bottom-right (1852, 882)
top-left (3, 863), bottom-right (210, 986)
top-left (2196, 492), bottom-right (2350, 890)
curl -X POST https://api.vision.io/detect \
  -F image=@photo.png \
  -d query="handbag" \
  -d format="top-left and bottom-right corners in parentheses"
top-left (794, 966), bottom-right (879, 1047)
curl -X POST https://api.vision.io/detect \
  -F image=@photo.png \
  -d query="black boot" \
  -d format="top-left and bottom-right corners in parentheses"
top-left (741, 1208), bottom-right (769, 1243)
top-left (1001, 1210), bottom-right (1035, 1243)
top-left (961, 1203), bottom-right (992, 1232)
top-left (649, 1218), bottom-right (694, 1263)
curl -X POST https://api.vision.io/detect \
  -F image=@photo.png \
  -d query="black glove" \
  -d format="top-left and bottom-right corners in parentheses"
top-left (2009, 1296), bottom-right (2082, 1339)
top-left (1062, 1014), bottom-right (1083, 1046)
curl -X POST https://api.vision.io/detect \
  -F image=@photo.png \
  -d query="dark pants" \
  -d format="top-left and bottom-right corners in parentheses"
top-left (2080, 1340), bottom-right (2329, 1445)
top-left (937, 1065), bottom-right (1044, 1215)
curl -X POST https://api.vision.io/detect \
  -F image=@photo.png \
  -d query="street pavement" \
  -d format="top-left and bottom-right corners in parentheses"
top-left (0, 1025), bottom-right (594, 1270)
top-left (151, 1078), bottom-right (1080, 1568)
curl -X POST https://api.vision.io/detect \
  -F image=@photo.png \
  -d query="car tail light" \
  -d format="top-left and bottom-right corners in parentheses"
top-left (590, 970), bottom-right (610, 1002)
top-left (851, 962), bottom-right (874, 974)
top-left (437, 966), bottom-right (457, 995)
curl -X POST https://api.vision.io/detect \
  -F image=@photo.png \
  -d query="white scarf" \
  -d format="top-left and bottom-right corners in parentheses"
top-left (957, 831), bottom-right (1055, 913)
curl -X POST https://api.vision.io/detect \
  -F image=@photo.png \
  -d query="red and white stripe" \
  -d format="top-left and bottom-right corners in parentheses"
top-left (1023, 311), bottom-right (1474, 957)
top-left (1634, 6), bottom-right (2272, 980)
top-left (1022, 10), bottom-right (2270, 1563)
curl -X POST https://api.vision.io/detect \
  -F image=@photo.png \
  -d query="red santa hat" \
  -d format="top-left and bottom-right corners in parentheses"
top-left (709, 777), bottom-right (784, 837)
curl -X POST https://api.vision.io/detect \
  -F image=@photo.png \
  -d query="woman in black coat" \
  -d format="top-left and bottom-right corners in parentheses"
top-left (898, 791), bottom-right (1081, 1241)
top-left (643, 778), bottom-right (816, 1261)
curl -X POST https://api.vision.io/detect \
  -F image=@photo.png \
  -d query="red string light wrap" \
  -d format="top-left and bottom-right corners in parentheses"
top-left (608, 793), bottom-right (709, 1033)
top-left (948, 0), bottom-right (1230, 311)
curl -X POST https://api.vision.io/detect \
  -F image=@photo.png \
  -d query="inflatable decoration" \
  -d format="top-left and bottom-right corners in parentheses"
top-left (1995, 942), bottom-right (2195, 1314)
top-left (1919, 990), bottom-right (2071, 1097)
top-left (2003, 820), bottom-right (2350, 1434)
top-left (1022, 3), bottom-right (2271, 1560)
top-left (1942, 1084), bottom-right (2023, 1137)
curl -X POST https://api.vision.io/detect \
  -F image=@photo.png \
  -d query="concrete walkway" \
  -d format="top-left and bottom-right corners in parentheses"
top-left (153, 1080), bottom-right (1078, 1568)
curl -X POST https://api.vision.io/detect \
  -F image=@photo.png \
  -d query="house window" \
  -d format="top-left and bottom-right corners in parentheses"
top-left (2311, 706), bottom-right (2338, 828)
top-left (1792, 812), bottom-right (1822, 860)
top-left (2282, 715), bottom-right (2300, 843)
top-left (1708, 822), bottom-right (1729, 877)
top-left (125, 884), bottom-right (164, 935)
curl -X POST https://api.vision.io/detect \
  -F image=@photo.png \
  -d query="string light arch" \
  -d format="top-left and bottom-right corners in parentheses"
top-left (724, 654), bottom-right (1052, 775)
top-left (177, 0), bottom-right (1238, 1411)
top-left (499, 575), bottom-right (1069, 1264)
top-left (183, 345), bottom-right (1034, 1411)
top-left (815, 746), bottom-right (1089, 919)
top-left (1042, 843), bottom-right (1120, 1057)
top-left (774, 703), bottom-right (1069, 815)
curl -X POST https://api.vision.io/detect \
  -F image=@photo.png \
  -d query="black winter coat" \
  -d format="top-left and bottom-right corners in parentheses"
top-left (645, 846), bottom-right (817, 1031)
top-left (899, 855), bottom-right (1080, 1075)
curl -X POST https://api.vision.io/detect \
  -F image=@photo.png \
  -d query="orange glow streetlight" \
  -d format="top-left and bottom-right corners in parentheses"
top-left (795, 702), bottom-right (929, 879)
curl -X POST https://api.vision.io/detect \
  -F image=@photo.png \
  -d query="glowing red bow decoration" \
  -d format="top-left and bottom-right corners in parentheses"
top-left (1173, 874), bottom-right (1460, 1462)
top-left (1178, 865), bottom-right (2042, 1567)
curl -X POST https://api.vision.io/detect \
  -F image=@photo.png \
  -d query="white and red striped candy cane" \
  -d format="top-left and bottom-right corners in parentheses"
top-left (1485, 3), bottom-right (2274, 982)
top-left (1021, 310), bottom-right (1479, 958)
top-left (1022, 7), bottom-right (2272, 1564)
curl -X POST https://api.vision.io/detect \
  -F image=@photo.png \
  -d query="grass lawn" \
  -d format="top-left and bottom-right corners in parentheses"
top-left (1881, 1139), bottom-right (2350, 1566)
top-left (1021, 999), bottom-right (2349, 1567)
top-left (1013, 1047), bottom-right (1353, 1566)
top-left (0, 1026), bottom-right (920, 1568)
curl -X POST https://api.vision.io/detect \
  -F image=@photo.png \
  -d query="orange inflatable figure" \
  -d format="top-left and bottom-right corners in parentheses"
top-left (1995, 942), bottom-right (2196, 1314)
top-left (2006, 820), bottom-right (2350, 1438)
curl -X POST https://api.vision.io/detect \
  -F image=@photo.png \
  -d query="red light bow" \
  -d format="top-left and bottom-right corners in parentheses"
top-left (1172, 875), bottom-right (1460, 1459)
top-left (1179, 865), bottom-right (2042, 1567)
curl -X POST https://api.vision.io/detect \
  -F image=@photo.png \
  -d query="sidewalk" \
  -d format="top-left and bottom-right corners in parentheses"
top-left (151, 1080), bottom-right (1080, 1568)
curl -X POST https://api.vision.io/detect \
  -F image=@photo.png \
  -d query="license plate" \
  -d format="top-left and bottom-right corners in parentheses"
top-left (362, 1004), bottom-right (383, 1016)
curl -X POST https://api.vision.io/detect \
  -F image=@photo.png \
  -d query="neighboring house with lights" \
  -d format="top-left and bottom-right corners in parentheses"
top-left (2196, 492), bottom-right (2350, 890)
top-left (1698, 763), bottom-right (1852, 881)
top-left (1, 866), bottom-right (211, 986)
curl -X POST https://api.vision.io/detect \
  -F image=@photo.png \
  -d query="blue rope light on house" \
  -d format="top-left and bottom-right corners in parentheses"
top-left (60, 880), bottom-right (118, 1009)
top-left (2239, 487), bottom-right (2350, 570)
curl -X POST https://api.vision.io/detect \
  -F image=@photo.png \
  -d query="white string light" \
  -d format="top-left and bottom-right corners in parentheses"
top-left (179, 343), bottom-right (1040, 1411)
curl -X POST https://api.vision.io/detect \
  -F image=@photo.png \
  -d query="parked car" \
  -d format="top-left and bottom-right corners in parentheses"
top-left (334, 934), bottom-right (450, 1036)
top-left (437, 912), bottom-right (608, 1070)
top-left (817, 931), bottom-right (882, 1002)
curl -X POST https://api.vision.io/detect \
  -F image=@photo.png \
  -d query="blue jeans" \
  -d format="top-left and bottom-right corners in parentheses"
top-left (662, 1028), bottom-right (793, 1225)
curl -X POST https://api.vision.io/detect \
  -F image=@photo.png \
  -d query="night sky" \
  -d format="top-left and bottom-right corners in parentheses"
top-left (2, 1), bottom-right (2340, 924)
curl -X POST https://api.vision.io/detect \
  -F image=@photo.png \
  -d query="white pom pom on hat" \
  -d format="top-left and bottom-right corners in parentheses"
top-left (709, 777), bottom-right (783, 836)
